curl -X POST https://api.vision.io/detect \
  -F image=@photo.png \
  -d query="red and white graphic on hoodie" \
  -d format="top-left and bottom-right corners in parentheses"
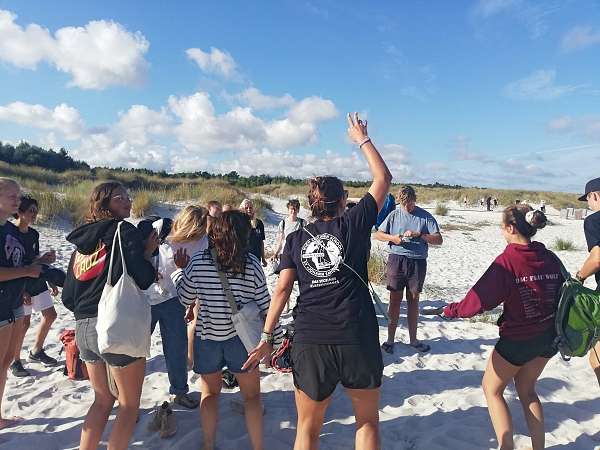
top-left (444, 242), bottom-right (563, 340)
top-left (73, 242), bottom-right (107, 281)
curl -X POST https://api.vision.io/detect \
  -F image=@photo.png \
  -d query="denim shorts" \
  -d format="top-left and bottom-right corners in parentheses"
top-left (0, 306), bottom-right (24, 329)
top-left (75, 317), bottom-right (142, 368)
top-left (193, 335), bottom-right (249, 375)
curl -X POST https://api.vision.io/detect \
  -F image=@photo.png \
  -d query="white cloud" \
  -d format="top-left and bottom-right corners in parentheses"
top-left (0, 101), bottom-right (84, 139)
top-left (473, 0), bottom-right (519, 18)
top-left (504, 70), bottom-right (580, 101)
top-left (561, 25), bottom-right (600, 52)
top-left (0, 9), bottom-right (149, 89)
top-left (116, 105), bottom-right (172, 146)
top-left (546, 115), bottom-right (600, 141)
top-left (186, 47), bottom-right (238, 79)
top-left (235, 87), bottom-right (295, 110)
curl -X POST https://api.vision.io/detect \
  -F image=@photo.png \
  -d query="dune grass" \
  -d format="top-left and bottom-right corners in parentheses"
top-left (435, 203), bottom-right (449, 216)
top-left (553, 238), bottom-right (577, 251)
top-left (368, 249), bottom-right (387, 284)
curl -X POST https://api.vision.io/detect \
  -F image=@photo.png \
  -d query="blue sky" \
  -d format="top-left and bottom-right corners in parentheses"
top-left (0, 0), bottom-right (599, 192)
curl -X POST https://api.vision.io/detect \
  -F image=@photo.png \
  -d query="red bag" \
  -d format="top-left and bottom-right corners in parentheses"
top-left (59, 329), bottom-right (89, 380)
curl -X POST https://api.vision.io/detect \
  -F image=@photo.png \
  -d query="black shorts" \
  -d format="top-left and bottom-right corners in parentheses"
top-left (495, 328), bottom-right (558, 366)
top-left (386, 254), bottom-right (427, 294)
top-left (291, 341), bottom-right (384, 401)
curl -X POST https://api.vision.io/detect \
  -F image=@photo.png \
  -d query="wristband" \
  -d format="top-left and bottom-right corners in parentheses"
top-left (261, 331), bottom-right (274, 345)
top-left (575, 271), bottom-right (585, 282)
top-left (358, 137), bottom-right (371, 148)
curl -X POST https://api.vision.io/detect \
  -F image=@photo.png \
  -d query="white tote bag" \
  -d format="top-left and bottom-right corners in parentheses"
top-left (211, 249), bottom-right (263, 353)
top-left (96, 221), bottom-right (151, 358)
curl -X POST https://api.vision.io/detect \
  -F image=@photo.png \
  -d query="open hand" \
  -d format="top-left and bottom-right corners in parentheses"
top-left (347, 112), bottom-right (369, 145)
top-left (242, 340), bottom-right (273, 371)
top-left (174, 248), bottom-right (190, 269)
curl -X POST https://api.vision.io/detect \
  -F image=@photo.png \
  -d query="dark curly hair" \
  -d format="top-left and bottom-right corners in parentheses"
top-left (209, 211), bottom-right (251, 274)
top-left (85, 181), bottom-right (124, 223)
top-left (14, 195), bottom-right (39, 219)
top-left (307, 176), bottom-right (345, 220)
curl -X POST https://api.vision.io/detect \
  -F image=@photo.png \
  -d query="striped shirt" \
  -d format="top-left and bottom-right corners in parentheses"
top-left (172, 249), bottom-right (277, 341)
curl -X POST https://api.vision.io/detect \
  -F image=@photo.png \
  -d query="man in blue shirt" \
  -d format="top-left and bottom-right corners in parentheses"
top-left (374, 185), bottom-right (443, 353)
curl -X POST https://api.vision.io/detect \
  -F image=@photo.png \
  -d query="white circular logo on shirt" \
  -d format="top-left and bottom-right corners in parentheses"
top-left (300, 233), bottom-right (344, 278)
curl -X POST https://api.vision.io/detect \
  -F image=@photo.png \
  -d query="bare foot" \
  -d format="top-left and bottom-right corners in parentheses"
top-left (0, 416), bottom-right (24, 429)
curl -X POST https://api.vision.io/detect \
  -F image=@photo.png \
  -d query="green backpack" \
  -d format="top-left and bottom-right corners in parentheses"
top-left (553, 253), bottom-right (600, 359)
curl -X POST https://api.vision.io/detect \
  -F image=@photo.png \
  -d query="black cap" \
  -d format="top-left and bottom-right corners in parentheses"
top-left (578, 177), bottom-right (600, 201)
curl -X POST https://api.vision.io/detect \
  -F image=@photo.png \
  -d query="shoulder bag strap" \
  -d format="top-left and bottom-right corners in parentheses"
top-left (210, 247), bottom-right (239, 315)
top-left (106, 221), bottom-right (122, 286)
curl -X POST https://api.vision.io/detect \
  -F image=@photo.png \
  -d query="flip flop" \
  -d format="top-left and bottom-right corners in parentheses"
top-left (410, 342), bottom-right (431, 353)
top-left (381, 342), bottom-right (394, 354)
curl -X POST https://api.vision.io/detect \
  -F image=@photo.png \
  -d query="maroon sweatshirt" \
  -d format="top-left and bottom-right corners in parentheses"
top-left (443, 242), bottom-right (564, 340)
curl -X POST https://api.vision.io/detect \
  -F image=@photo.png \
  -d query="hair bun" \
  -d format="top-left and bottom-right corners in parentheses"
top-left (526, 209), bottom-right (547, 230)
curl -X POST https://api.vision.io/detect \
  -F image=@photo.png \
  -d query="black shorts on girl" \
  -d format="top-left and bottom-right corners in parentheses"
top-left (291, 341), bottom-right (384, 401)
top-left (495, 327), bottom-right (557, 366)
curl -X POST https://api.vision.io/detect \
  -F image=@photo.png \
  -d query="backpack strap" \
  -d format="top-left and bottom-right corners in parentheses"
top-left (299, 218), bottom-right (305, 228)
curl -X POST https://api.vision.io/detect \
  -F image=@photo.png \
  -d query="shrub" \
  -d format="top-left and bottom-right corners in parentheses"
top-left (368, 250), bottom-right (387, 284)
top-left (553, 238), bottom-right (577, 251)
top-left (435, 203), bottom-right (449, 216)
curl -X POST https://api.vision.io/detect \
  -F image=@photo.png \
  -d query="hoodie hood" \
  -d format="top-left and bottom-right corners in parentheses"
top-left (67, 219), bottom-right (117, 254)
top-left (504, 241), bottom-right (549, 268)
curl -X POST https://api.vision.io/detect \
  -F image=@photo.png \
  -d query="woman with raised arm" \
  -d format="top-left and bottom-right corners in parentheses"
top-left (425, 205), bottom-right (562, 450)
top-left (62, 181), bottom-right (158, 450)
top-left (244, 113), bottom-right (392, 450)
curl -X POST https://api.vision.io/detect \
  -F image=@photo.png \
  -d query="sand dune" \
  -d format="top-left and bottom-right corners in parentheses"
top-left (1, 197), bottom-right (598, 449)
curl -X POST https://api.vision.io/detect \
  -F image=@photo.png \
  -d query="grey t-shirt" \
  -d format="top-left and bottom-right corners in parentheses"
top-left (278, 218), bottom-right (305, 245)
top-left (378, 206), bottom-right (440, 259)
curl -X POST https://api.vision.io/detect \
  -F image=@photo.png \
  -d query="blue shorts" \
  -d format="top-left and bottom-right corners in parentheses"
top-left (193, 335), bottom-right (249, 375)
top-left (0, 306), bottom-right (25, 329)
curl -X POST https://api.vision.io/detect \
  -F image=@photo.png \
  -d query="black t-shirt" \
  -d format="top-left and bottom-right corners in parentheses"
top-left (279, 193), bottom-right (379, 344)
top-left (17, 227), bottom-right (39, 265)
top-left (583, 211), bottom-right (600, 289)
top-left (0, 221), bottom-right (27, 316)
top-left (248, 219), bottom-right (265, 260)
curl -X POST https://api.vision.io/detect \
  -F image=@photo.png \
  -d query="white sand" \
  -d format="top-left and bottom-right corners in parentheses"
top-left (1, 197), bottom-right (599, 449)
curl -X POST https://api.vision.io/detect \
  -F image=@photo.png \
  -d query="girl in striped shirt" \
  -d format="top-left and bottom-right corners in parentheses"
top-left (172, 210), bottom-right (279, 450)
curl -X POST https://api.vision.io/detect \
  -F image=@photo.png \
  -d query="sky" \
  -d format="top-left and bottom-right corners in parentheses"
top-left (0, 0), bottom-right (599, 192)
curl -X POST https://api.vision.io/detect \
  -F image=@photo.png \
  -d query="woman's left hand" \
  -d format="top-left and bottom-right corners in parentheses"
top-left (174, 248), bottom-right (190, 269)
top-left (242, 340), bottom-right (273, 371)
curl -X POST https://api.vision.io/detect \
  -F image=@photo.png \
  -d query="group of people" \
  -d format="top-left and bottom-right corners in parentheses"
top-left (0, 112), bottom-right (599, 450)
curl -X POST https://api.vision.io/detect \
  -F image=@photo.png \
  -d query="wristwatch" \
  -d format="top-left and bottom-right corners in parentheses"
top-left (261, 331), bottom-right (274, 345)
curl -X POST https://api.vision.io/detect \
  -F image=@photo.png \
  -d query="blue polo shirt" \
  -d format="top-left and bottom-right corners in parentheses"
top-left (378, 206), bottom-right (439, 259)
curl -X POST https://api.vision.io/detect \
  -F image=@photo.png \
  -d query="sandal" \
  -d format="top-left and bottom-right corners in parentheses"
top-left (410, 342), bottom-right (431, 353)
top-left (381, 342), bottom-right (394, 354)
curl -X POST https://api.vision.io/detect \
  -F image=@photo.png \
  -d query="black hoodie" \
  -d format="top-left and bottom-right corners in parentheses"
top-left (61, 219), bottom-right (156, 320)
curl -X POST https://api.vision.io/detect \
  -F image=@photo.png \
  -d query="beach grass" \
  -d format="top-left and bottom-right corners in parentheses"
top-left (435, 203), bottom-right (449, 216)
top-left (553, 238), bottom-right (577, 251)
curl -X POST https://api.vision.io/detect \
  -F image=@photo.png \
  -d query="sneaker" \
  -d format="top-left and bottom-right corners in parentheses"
top-left (221, 369), bottom-right (238, 389)
top-left (173, 393), bottom-right (199, 409)
top-left (159, 407), bottom-right (177, 439)
top-left (148, 401), bottom-right (170, 433)
top-left (28, 349), bottom-right (58, 367)
top-left (10, 360), bottom-right (31, 377)
top-left (381, 342), bottom-right (394, 354)
top-left (410, 341), bottom-right (431, 353)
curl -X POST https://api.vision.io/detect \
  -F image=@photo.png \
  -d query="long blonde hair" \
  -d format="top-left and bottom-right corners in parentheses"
top-left (169, 205), bottom-right (208, 243)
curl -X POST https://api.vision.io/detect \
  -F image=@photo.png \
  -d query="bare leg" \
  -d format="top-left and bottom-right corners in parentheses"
top-left (32, 307), bottom-right (57, 354)
top-left (235, 369), bottom-right (263, 450)
top-left (79, 361), bottom-right (116, 450)
top-left (346, 388), bottom-right (380, 450)
top-left (0, 321), bottom-right (22, 429)
top-left (199, 372), bottom-right (222, 450)
top-left (482, 350), bottom-right (521, 450)
top-left (405, 291), bottom-right (420, 345)
top-left (12, 314), bottom-right (30, 362)
top-left (107, 358), bottom-right (145, 450)
top-left (589, 341), bottom-right (600, 388)
top-left (386, 290), bottom-right (403, 344)
top-left (293, 388), bottom-right (332, 450)
top-left (514, 357), bottom-right (551, 450)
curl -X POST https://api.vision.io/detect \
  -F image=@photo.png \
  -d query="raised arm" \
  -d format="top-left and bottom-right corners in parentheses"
top-left (347, 112), bottom-right (392, 211)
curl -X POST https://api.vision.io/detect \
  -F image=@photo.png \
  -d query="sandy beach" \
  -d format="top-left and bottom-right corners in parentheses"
top-left (1, 197), bottom-right (598, 450)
